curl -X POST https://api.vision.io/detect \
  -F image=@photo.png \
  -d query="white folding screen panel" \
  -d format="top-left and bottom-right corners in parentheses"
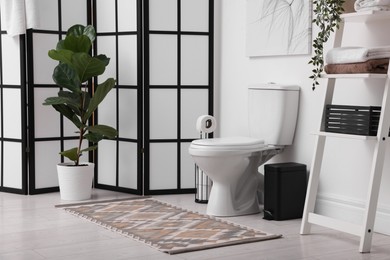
top-left (118, 89), bottom-right (138, 139)
top-left (3, 89), bottom-right (22, 139)
top-left (118, 142), bottom-right (138, 189)
top-left (95, 0), bottom-right (142, 194)
top-left (118, 36), bottom-right (138, 85)
top-left (33, 88), bottom-right (60, 138)
top-left (118, 0), bottom-right (138, 32)
top-left (181, 36), bottom-right (209, 85)
top-left (149, 0), bottom-right (177, 31)
top-left (149, 89), bottom-right (178, 139)
top-left (0, 27), bottom-right (27, 193)
top-left (2, 89), bottom-right (24, 188)
top-left (35, 0), bottom-right (59, 31)
top-left (96, 36), bottom-right (117, 80)
top-left (62, 0), bottom-right (88, 30)
top-left (181, 89), bottom-right (209, 139)
top-left (28, 0), bottom-right (89, 194)
top-left (149, 143), bottom-right (177, 190)
top-left (145, 0), bottom-right (213, 194)
top-left (1, 37), bottom-right (21, 85)
top-left (3, 142), bottom-right (23, 189)
top-left (96, 0), bottom-right (116, 32)
top-left (181, 0), bottom-right (209, 32)
top-left (149, 35), bottom-right (178, 85)
top-left (97, 140), bottom-right (117, 186)
top-left (34, 141), bottom-right (60, 189)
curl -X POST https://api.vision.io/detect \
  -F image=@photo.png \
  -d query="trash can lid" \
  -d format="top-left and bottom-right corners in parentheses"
top-left (264, 162), bottom-right (306, 172)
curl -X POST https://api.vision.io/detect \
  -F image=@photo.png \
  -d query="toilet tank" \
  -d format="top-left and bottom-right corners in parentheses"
top-left (248, 83), bottom-right (300, 145)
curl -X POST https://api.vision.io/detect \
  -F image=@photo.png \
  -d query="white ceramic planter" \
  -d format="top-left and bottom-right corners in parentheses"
top-left (57, 162), bottom-right (94, 201)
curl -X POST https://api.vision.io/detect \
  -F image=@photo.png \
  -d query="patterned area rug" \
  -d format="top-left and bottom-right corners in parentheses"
top-left (58, 198), bottom-right (281, 254)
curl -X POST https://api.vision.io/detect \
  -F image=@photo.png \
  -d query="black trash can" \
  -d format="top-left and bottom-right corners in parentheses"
top-left (263, 162), bottom-right (307, 220)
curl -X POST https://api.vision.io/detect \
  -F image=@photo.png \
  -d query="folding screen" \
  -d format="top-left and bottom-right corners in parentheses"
top-left (0, 29), bottom-right (27, 194)
top-left (0, 0), bottom-right (213, 196)
top-left (144, 0), bottom-right (214, 194)
top-left (93, 0), bottom-right (143, 195)
top-left (27, 0), bottom-right (91, 194)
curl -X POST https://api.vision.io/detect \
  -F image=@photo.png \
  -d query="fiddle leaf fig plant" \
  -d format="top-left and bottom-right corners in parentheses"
top-left (309, 0), bottom-right (345, 90)
top-left (43, 24), bottom-right (117, 166)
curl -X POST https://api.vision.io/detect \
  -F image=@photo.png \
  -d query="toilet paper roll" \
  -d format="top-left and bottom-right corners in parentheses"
top-left (196, 115), bottom-right (217, 134)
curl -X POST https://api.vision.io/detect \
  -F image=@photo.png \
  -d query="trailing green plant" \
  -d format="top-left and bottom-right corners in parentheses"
top-left (309, 0), bottom-right (345, 90)
top-left (43, 24), bottom-right (117, 166)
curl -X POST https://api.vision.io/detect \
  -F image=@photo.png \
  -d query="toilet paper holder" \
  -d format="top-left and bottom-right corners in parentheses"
top-left (194, 115), bottom-right (215, 203)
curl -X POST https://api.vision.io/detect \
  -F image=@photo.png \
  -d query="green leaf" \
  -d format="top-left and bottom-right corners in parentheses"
top-left (56, 40), bottom-right (66, 51)
top-left (51, 104), bottom-right (83, 128)
top-left (71, 53), bottom-right (106, 83)
top-left (67, 24), bottom-right (96, 43)
top-left (43, 96), bottom-right (71, 106)
top-left (58, 25), bottom-right (96, 53)
top-left (48, 49), bottom-right (73, 65)
top-left (58, 90), bottom-right (83, 115)
top-left (52, 63), bottom-right (81, 93)
top-left (87, 124), bottom-right (117, 139)
top-left (82, 25), bottom-right (96, 42)
top-left (71, 114), bottom-right (84, 129)
top-left (60, 147), bottom-right (79, 162)
top-left (84, 132), bottom-right (104, 143)
top-left (62, 35), bottom-right (92, 53)
top-left (80, 145), bottom-right (98, 153)
top-left (309, 0), bottom-right (344, 90)
top-left (95, 54), bottom-right (110, 66)
top-left (83, 78), bottom-right (115, 121)
top-left (44, 99), bottom-right (83, 129)
top-left (67, 24), bottom-right (86, 37)
top-left (58, 90), bottom-right (79, 99)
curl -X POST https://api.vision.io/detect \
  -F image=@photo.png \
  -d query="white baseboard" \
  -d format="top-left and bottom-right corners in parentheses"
top-left (316, 193), bottom-right (390, 236)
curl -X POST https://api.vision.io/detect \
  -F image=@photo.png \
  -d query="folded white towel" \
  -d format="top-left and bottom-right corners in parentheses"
top-left (326, 46), bottom-right (390, 64)
top-left (354, 0), bottom-right (390, 11)
top-left (0, 0), bottom-right (39, 37)
top-left (356, 5), bottom-right (390, 11)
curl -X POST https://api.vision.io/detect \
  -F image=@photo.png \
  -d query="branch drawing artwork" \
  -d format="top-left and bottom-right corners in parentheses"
top-left (246, 0), bottom-right (311, 57)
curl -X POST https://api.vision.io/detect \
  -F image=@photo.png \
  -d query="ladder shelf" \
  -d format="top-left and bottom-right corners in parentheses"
top-left (301, 11), bottom-right (390, 253)
top-left (320, 73), bottom-right (388, 79)
top-left (314, 131), bottom-right (378, 140)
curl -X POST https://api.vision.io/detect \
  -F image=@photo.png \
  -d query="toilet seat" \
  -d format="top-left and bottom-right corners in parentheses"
top-left (190, 137), bottom-right (268, 156)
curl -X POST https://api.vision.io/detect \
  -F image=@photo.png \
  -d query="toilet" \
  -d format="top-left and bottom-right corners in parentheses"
top-left (189, 83), bottom-right (300, 217)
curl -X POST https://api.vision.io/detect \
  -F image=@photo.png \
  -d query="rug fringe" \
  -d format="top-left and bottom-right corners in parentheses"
top-left (55, 196), bottom-right (150, 208)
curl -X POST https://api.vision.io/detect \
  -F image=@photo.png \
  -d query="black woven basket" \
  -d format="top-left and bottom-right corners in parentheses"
top-left (325, 105), bottom-right (381, 136)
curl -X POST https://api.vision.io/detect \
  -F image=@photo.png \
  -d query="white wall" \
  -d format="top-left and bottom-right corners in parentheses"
top-left (216, 0), bottom-right (390, 235)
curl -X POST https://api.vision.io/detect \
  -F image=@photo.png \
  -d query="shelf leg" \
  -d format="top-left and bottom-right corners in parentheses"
top-left (359, 139), bottom-right (386, 252)
top-left (300, 135), bottom-right (326, 235)
top-left (360, 77), bottom-right (390, 253)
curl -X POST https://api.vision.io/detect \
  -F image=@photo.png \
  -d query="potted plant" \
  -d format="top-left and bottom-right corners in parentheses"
top-left (43, 24), bottom-right (117, 200)
top-left (309, 0), bottom-right (345, 90)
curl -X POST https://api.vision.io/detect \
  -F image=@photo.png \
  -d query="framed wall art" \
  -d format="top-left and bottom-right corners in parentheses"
top-left (246, 0), bottom-right (312, 57)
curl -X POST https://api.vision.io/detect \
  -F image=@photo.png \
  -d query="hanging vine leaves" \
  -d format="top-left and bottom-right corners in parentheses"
top-left (309, 0), bottom-right (345, 90)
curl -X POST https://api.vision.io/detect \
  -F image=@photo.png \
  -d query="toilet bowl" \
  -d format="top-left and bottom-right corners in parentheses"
top-left (189, 83), bottom-right (300, 217)
top-left (189, 137), bottom-right (282, 216)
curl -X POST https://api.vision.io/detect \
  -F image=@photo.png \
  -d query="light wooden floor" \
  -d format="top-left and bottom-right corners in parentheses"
top-left (1, 189), bottom-right (390, 260)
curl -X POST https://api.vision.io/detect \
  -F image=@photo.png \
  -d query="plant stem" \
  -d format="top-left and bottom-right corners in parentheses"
top-left (76, 84), bottom-right (88, 166)
top-left (76, 127), bottom-right (84, 166)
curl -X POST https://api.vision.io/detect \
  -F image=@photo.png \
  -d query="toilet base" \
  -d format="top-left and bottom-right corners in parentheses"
top-left (206, 175), bottom-right (262, 217)
top-left (190, 145), bottom-right (284, 217)
top-left (206, 196), bottom-right (261, 217)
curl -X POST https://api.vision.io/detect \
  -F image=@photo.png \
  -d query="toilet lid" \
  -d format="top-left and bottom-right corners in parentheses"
top-left (191, 137), bottom-right (265, 150)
